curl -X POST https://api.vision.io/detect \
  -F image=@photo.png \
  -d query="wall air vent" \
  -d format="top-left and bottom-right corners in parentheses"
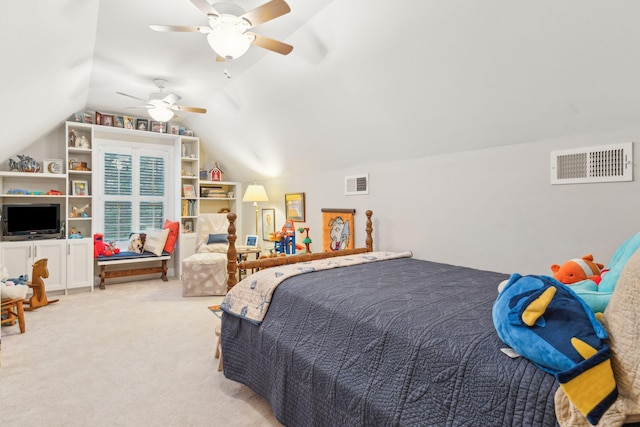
top-left (550, 142), bottom-right (633, 184)
top-left (345, 174), bottom-right (369, 195)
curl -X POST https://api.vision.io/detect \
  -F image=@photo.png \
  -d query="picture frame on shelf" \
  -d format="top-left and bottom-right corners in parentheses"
top-left (262, 208), bottom-right (275, 241)
top-left (183, 219), bottom-right (194, 233)
top-left (83, 112), bottom-right (93, 124)
top-left (43, 159), bottom-right (63, 174)
top-left (183, 184), bottom-right (196, 198)
top-left (151, 121), bottom-right (167, 133)
top-left (71, 180), bottom-right (88, 196)
top-left (136, 119), bottom-right (149, 131)
top-left (114, 116), bottom-right (124, 128)
top-left (285, 192), bottom-right (306, 222)
top-left (170, 125), bottom-right (179, 135)
top-left (95, 111), bottom-right (103, 125)
top-left (102, 114), bottom-right (113, 127)
top-left (124, 116), bottom-right (135, 129)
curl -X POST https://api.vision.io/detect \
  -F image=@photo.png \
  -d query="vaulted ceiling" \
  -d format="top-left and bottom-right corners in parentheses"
top-left (5, 1), bottom-right (640, 182)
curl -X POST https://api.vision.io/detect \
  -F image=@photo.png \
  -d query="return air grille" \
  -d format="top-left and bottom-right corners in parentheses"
top-left (345, 174), bottom-right (369, 195)
top-left (550, 142), bottom-right (633, 184)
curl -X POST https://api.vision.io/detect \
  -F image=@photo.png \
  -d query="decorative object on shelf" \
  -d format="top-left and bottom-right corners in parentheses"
top-left (261, 208), bottom-right (275, 241)
top-left (44, 159), bottom-right (63, 174)
top-left (297, 227), bottom-right (312, 253)
top-left (124, 116), bottom-right (135, 129)
top-left (71, 180), bottom-right (88, 196)
top-left (285, 192), bottom-right (305, 222)
top-left (68, 159), bottom-right (90, 171)
top-left (69, 227), bottom-right (83, 238)
top-left (210, 162), bottom-right (223, 181)
top-left (136, 118), bottom-right (149, 131)
top-left (171, 125), bottom-right (179, 135)
top-left (7, 188), bottom-right (29, 195)
top-left (218, 207), bottom-right (230, 213)
top-left (243, 182), bottom-right (269, 235)
top-left (75, 135), bottom-right (90, 148)
top-left (151, 121), bottom-right (167, 133)
top-left (8, 155), bottom-right (41, 173)
top-left (71, 204), bottom-right (90, 218)
top-left (68, 128), bottom-right (77, 146)
top-left (102, 114), bottom-right (114, 127)
top-left (83, 112), bottom-right (93, 124)
top-left (321, 208), bottom-right (355, 252)
top-left (199, 170), bottom-right (209, 179)
top-left (183, 184), bottom-right (196, 198)
top-left (114, 116), bottom-right (124, 128)
top-left (73, 113), bottom-right (83, 122)
top-left (24, 258), bottom-right (59, 311)
top-left (95, 111), bottom-right (103, 125)
top-left (46, 189), bottom-right (62, 195)
top-left (183, 219), bottom-right (194, 233)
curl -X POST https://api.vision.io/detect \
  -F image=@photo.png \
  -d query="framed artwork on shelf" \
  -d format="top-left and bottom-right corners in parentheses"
top-left (151, 121), bottom-right (167, 133)
top-left (244, 235), bottom-right (259, 247)
top-left (123, 116), bottom-right (135, 129)
top-left (183, 219), bottom-right (194, 233)
top-left (321, 208), bottom-right (355, 252)
top-left (136, 119), bottom-right (149, 131)
top-left (114, 116), bottom-right (124, 128)
top-left (43, 159), bottom-right (63, 174)
top-left (285, 192), bottom-right (305, 222)
top-left (71, 180), bottom-right (89, 196)
top-left (95, 111), bottom-right (103, 125)
top-left (102, 114), bottom-right (113, 127)
top-left (183, 184), bottom-right (196, 198)
top-left (261, 208), bottom-right (275, 241)
top-left (83, 112), bottom-right (93, 124)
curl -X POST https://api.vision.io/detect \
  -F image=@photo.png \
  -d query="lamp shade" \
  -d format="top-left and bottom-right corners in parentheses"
top-left (243, 184), bottom-right (269, 202)
top-left (148, 106), bottom-right (174, 122)
top-left (207, 28), bottom-right (253, 60)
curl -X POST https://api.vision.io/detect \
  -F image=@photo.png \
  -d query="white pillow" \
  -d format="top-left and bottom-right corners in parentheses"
top-left (1, 284), bottom-right (28, 301)
top-left (144, 228), bottom-right (170, 256)
top-left (197, 242), bottom-right (228, 254)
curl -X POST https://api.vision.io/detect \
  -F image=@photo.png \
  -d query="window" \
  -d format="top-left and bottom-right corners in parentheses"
top-left (100, 148), bottom-right (169, 243)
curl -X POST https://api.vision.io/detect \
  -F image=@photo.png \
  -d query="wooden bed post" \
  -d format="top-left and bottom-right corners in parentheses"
top-left (365, 210), bottom-right (373, 252)
top-left (227, 213), bottom-right (238, 291)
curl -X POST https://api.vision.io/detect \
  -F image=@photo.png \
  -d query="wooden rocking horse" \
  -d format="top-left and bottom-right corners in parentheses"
top-left (24, 258), bottom-right (58, 311)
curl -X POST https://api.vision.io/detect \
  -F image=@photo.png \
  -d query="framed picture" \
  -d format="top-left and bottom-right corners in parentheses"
top-left (183, 219), bottom-right (193, 233)
top-left (261, 208), bottom-right (275, 241)
top-left (114, 116), bottom-right (124, 128)
top-left (95, 111), bottom-right (103, 125)
top-left (83, 112), bottom-right (93, 124)
top-left (321, 209), bottom-right (355, 251)
top-left (244, 235), bottom-right (259, 247)
top-left (71, 180), bottom-right (88, 196)
top-left (285, 192), bottom-right (305, 222)
top-left (43, 159), bottom-right (63, 174)
top-left (151, 121), bottom-right (167, 133)
top-left (183, 184), bottom-right (196, 198)
top-left (170, 125), bottom-right (179, 135)
top-left (102, 114), bottom-right (113, 127)
top-left (123, 116), bottom-right (135, 129)
top-left (136, 119), bottom-right (149, 131)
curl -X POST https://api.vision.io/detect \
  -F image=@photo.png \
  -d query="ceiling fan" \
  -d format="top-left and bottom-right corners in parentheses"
top-left (149, 0), bottom-right (293, 62)
top-left (116, 79), bottom-right (206, 122)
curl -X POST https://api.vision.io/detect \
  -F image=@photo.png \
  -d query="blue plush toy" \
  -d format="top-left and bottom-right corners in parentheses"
top-left (493, 273), bottom-right (617, 425)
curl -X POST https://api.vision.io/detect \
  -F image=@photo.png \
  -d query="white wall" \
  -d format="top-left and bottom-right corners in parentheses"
top-left (250, 127), bottom-right (640, 276)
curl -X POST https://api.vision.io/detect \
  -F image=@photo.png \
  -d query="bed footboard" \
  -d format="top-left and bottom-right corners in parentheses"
top-left (226, 210), bottom-right (373, 291)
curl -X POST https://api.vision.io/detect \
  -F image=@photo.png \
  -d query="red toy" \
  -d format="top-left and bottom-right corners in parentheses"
top-left (550, 254), bottom-right (604, 285)
top-left (93, 233), bottom-right (112, 258)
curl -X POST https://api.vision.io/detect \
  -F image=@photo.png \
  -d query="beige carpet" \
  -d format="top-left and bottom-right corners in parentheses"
top-left (0, 278), bottom-right (282, 427)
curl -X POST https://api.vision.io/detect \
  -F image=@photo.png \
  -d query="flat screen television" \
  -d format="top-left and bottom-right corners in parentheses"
top-left (2, 204), bottom-right (61, 240)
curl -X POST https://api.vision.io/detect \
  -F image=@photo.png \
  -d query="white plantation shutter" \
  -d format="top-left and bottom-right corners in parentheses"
top-left (101, 149), bottom-right (168, 242)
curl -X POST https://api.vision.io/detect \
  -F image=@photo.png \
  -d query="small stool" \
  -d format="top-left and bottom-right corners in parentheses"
top-left (215, 324), bottom-right (223, 371)
top-left (1, 298), bottom-right (26, 333)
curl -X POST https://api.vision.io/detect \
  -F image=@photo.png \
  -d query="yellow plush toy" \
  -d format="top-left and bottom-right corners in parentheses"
top-left (550, 254), bottom-right (604, 284)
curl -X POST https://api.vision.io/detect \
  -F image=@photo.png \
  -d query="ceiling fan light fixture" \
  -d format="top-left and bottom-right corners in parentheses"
top-left (148, 106), bottom-right (174, 122)
top-left (207, 27), bottom-right (253, 60)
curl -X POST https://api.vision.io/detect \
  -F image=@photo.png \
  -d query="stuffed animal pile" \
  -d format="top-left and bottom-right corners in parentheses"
top-left (93, 233), bottom-right (120, 258)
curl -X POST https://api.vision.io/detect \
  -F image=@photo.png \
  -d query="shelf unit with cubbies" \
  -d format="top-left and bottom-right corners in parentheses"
top-left (66, 121), bottom-right (94, 239)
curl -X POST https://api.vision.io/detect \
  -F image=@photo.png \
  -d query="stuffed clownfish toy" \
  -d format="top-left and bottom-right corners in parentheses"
top-left (493, 274), bottom-right (617, 425)
top-left (551, 254), bottom-right (604, 285)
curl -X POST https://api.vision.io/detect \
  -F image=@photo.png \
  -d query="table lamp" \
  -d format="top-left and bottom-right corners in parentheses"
top-left (242, 182), bottom-right (269, 236)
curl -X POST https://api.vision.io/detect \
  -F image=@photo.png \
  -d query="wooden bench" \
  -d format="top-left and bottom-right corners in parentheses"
top-left (96, 253), bottom-right (171, 289)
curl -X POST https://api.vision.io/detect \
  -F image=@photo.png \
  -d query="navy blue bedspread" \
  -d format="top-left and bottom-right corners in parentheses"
top-left (221, 258), bottom-right (560, 426)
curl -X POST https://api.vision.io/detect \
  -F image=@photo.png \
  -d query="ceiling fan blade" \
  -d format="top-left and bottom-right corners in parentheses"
top-left (149, 24), bottom-right (207, 33)
top-left (162, 93), bottom-right (181, 105)
top-left (173, 105), bottom-right (207, 114)
top-left (189, 0), bottom-right (219, 17)
top-left (249, 33), bottom-right (293, 55)
top-left (241, 0), bottom-right (290, 28)
top-left (116, 91), bottom-right (148, 102)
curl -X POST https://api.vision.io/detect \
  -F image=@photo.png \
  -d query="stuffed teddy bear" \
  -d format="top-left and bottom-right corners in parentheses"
top-left (550, 254), bottom-right (604, 285)
top-left (103, 241), bottom-right (120, 257)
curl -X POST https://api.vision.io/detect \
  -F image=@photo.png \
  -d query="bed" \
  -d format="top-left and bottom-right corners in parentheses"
top-left (219, 211), bottom-right (638, 426)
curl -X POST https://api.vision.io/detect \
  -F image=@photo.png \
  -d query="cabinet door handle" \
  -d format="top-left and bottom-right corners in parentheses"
top-left (29, 246), bottom-right (32, 258)
top-left (34, 245), bottom-right (37, 258)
